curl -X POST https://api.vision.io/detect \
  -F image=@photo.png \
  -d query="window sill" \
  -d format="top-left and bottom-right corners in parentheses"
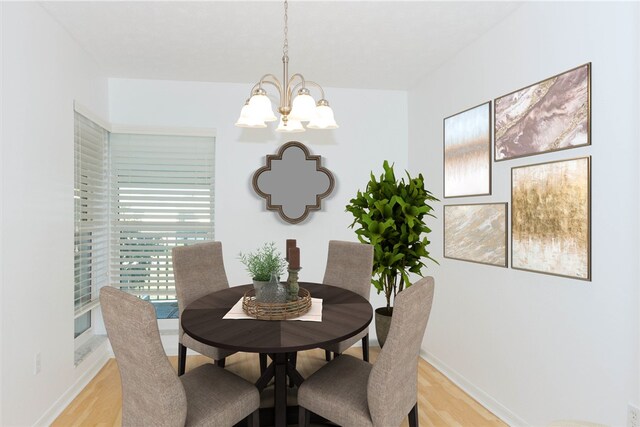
top-left (75, 334), bottom-right (107, 367)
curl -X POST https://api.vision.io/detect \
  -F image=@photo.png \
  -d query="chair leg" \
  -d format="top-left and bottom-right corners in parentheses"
top-left (362, 334), bottom-right (370, 362)
top-left (325, 350), bottom-right (331, 361)
top-left (289, 352), bottom-right (297, 388)
top-left (298, 406), bottom-right (310, 427)
top-left (247, 408), bottom-right (259, 427)
top-left (178, 343), bottom-right (187, 376)
top-left (408, 403), bottom-right (419, 427)
top-left (216, 358), bottom-right (226, 368)
top-left (259, 353), bottom-right (267, 374)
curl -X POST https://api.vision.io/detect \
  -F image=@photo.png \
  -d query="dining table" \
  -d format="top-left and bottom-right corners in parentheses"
top-left (181, 282), bottom-right (373, 427)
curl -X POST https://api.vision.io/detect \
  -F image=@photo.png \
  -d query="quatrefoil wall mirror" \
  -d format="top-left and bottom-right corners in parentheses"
top-left (253, 141), bottom-right (335, 224)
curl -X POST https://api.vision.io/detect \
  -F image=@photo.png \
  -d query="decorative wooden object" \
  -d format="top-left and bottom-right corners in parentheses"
top-left (242, 287), bottom-right (312, 320)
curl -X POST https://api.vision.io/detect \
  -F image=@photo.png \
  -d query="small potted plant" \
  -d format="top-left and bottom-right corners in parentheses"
top-left (239, 242), bottom-right (288, 301)
top-left (346, 161), bottom-right (438, 346)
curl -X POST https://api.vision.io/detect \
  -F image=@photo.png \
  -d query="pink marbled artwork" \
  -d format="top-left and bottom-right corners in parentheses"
top-left (495, 64), bottom-right (590, 161)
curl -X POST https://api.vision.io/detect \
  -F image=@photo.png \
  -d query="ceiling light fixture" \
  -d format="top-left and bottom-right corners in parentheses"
top-left (235, 0), bottom-right (338, 132)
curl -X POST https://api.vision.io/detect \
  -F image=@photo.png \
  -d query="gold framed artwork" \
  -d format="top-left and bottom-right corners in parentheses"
top-left (495, 63), bottom-right (591, 161)
top-left (511, 157), bottom-right (591, 280)
top-left (444, 203), bottom-right (507, 267)
top-left (443, 101), bottom-right (492, 198)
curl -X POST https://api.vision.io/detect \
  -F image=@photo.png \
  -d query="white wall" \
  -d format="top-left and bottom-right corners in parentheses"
top-left (0, 2), bottom-right (4, 423)
top-left (1, 3), bottom-right (108, 426)
top-left (109, 79), bottom-right (410, 340)
top-left (408, 2), bottom-right (639, 425)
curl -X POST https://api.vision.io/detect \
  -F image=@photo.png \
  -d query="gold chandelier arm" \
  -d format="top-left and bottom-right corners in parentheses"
top-left (286, 73), bottom-right (307, 104)
top-left (290, 80), bottom-right (326, 101)
top-left (288, 73), bottom-right (306, 86)
top-left (255, 74), bottom-right (283, 93)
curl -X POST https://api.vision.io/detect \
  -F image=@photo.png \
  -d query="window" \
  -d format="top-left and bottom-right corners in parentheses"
top-left (74, 112), bottom-right (109, 338)
top-left (109, 133), bottom-right (215, 309)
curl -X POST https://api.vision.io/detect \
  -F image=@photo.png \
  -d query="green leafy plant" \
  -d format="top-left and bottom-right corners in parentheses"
top-left (346, 161), bottom-right (439, 310)
top-left (239, 242), bottom-right (288, 282)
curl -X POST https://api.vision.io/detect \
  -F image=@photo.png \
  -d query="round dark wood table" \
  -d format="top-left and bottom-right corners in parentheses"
top-left (181, 282), bottom-right (373, 427)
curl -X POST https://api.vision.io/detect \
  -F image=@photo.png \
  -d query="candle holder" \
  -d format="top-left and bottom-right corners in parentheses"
top-left (286, 268), bottom-right (301, 301)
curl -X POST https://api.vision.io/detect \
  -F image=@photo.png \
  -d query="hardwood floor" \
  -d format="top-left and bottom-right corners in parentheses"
top-left (52, 347), bottom-right (505, 427)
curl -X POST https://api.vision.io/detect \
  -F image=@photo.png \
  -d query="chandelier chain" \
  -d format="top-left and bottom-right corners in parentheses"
top-left (283, 0), bottom-right (288, 57)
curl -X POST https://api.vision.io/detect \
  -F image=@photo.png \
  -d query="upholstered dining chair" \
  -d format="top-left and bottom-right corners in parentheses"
top-left (321, 240), bottom-right (374, 361)
top-left (172, 242), bottom-right (236, 375)
top-left (298, 276), bottom-right (435, 427)
top-left (100, 286), bottom-right (260, 427)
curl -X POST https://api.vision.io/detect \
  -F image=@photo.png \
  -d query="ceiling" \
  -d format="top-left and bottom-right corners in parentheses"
top-left (41, 1), bottom-right (521, 90)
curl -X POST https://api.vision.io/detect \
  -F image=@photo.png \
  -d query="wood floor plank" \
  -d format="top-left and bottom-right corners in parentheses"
top-left (52, 347), bottom-right (506, 427)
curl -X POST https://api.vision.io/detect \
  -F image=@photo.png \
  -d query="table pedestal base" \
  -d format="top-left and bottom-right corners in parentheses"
top-left (254, 352), bottom-right (304, 427)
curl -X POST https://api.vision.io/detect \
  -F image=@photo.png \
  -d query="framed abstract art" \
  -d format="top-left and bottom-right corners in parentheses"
top-left (511, 157), bottom-right (591, 280)
top-left (495, 63), bottom-right (591, 161)
top-left (444, 203), bottom-right (507, 267)
top-left (443, 101), bottom-right (492, 198)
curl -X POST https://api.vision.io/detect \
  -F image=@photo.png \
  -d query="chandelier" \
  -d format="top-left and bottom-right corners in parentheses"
top-left (235, 0), bottom-right (338, 132)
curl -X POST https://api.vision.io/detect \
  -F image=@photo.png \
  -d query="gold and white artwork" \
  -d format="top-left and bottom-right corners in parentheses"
top-left (444, 102), bottom-right (491, 198)
top-left (511, 157), bottom-right (591, 280)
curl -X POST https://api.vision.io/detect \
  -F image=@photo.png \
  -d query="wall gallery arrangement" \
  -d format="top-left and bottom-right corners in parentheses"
top-left (444, 203), bottom-right (507, 267)
top-left (442, 63), bottom-right (592, 280)
top-left (443, 102), bottom-right (492, 198)
top-left (494, 63), bottom-right (591, 161)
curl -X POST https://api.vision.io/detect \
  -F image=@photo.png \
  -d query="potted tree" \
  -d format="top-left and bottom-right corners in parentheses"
top-left (346, 161), bottom-right (438, 347)
top-left (239, 242), bottom-right (288, 301)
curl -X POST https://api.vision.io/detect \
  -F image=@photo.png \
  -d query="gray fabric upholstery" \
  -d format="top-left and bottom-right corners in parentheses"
top-left (323, 328), bottom-right (368, 354)
top-left (181, 364), bottom-right (260, 426)
top-left (101, 286), bottom-right (188, 427)
top-left (322, 240), bottom-right (374, 299)
top-left (101, 286), bottom-right (259, 427)
top-left (172, 241), bottom-right (235, 360)
top-left (321, 240), bottom-right (374, 353)
top-left (367, 276), bottom-right (435, 427)
top-left (298, 355), bottom-right (373, 427)
top-left (299, 277), bottom-right (435, 427)
top-left (181, 332), bottom-right (234, 360)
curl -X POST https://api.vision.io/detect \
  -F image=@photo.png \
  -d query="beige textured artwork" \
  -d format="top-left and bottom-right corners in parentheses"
top-left (444, 102), bottom-right (491, 197)
top-left (511, 157), bottom-right (590, 280)
top-left (495, 63), bottom-right (590, 161)
top-left (444, 204), bottom-right (507, 267)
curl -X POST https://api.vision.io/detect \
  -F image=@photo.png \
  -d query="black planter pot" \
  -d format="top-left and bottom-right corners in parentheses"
top-left (375, 307), bottom-right (393, 348)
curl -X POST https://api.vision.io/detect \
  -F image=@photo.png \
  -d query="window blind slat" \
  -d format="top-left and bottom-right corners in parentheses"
top-left (74, 112), bottom-right (109, 319)
top-left (110, 133), bottom-right (215, 301)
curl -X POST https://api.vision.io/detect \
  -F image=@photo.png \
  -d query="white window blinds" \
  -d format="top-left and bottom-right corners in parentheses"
top-left (74, 112), bottom-right (109, 316)
top-left (109, 133), bottom-right (215, 298)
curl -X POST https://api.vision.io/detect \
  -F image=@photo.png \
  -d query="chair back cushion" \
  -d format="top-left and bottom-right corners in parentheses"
top-left (172, 241), bottom-right (229, 315)
top-left (367, 276), bottom-right (435, 427)
top-left (100, 286), bottom-right (187, 427)
top-left (322, 240), bottom-right (374, 300)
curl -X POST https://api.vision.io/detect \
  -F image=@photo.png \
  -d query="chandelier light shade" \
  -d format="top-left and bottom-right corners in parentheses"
top-left (235, 102), bottom-right (268, 128)
top-left (289, 89), bottom-right (317, 122)
top-left (307, 101), bottom-right (338, 129)
top-left (276, 116), bottom-right (305, 133)
top-left (235, 0), bottom-right (338, 132)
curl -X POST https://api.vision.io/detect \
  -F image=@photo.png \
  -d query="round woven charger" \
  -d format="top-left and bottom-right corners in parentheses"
top-left (242, 287), bottom-right (312, 320)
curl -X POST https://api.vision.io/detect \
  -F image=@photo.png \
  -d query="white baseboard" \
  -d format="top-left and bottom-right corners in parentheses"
top-left (34, 341), bottom-right (110, 427)
top-left (420, 349), bottom-right (527, 427)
